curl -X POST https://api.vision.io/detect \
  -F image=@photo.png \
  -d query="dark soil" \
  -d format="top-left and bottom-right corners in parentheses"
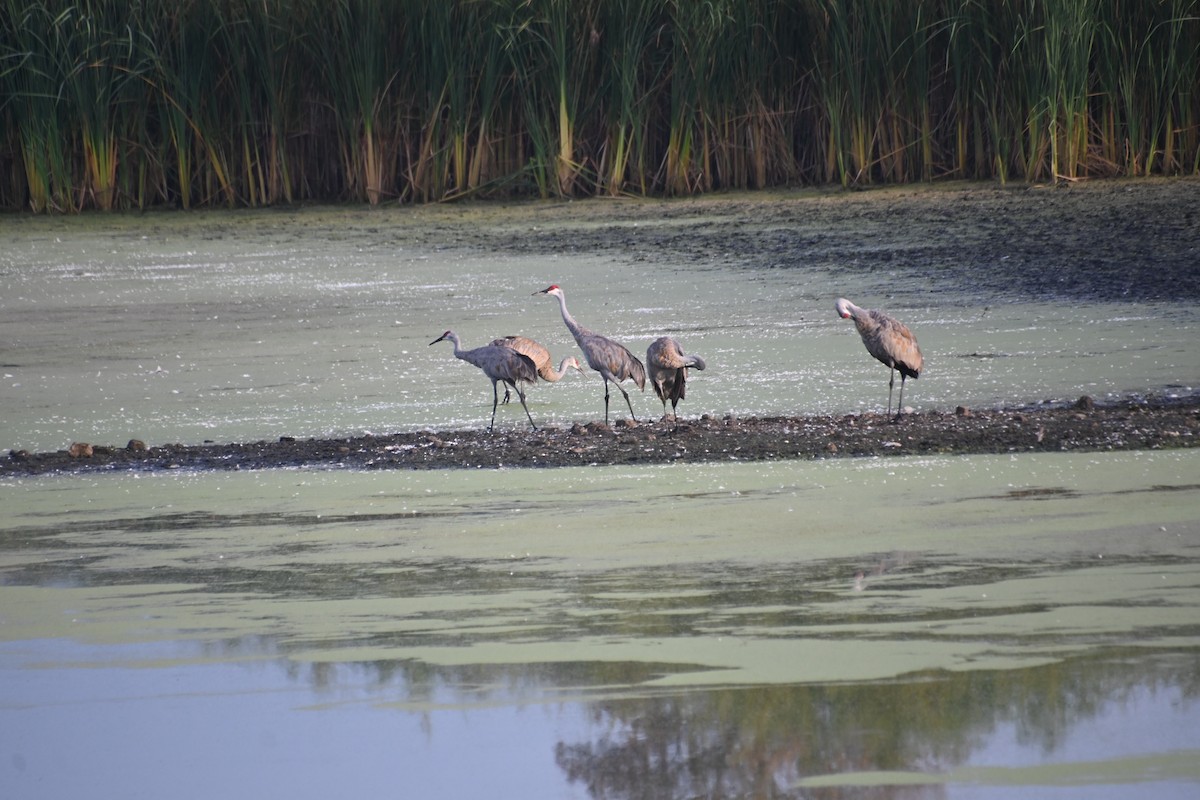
top-left (6, 396), bottom-right (1198, 476)
top-left (474, 177), bottom-right (1200, 304)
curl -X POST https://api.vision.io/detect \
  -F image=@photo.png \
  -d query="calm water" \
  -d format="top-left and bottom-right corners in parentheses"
top-left (2, 203), bottom-right (1199, 799)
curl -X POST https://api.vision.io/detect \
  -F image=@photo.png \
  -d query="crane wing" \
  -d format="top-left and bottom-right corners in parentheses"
top-left (492, 336), bottom-right (551, 375)
top-left (506, 350), bottom-right (539, 384)
top-left (584, 334), bottom-right (646, 389)
top-left (863, 311), bottom-right (922, 379)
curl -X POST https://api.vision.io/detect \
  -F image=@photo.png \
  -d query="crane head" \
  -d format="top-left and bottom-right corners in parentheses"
top-left (429, 330), bottom-right (453, 346)
top-left (534, 284), bottom-right (562, 297)
top-left (835, 298), bottom-right (854, 319)
top-left (565, 356), bottom-right (585, 375)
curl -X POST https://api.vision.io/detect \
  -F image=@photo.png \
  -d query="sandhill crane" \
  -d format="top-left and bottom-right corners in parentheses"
top-left (429, 330), bottom-right (538, 432)
top-left (490, 335), bottom-right (584, 403)
top-left (646, 336), bottom-right (707, 429)
top-left (835, 298), bottom-right (923, 418)
top-left (535, 284), bottom-right (646, 425)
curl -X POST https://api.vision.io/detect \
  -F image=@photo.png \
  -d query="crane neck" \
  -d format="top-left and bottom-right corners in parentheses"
top-left (547, 358), bottom-right (574, 381)
top-left (553, 290), bottom-right (587, 342)
top-left (445, 332), bottom-right (468, 358)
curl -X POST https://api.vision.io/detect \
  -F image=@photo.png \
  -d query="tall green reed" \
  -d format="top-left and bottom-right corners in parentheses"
top-left (2, 0), bottom-right (1197, 211)
top-left (62, 1), bottom-right (155, 209)
top-left (3, 2), bottom-right (73, 211)
top-left (597, 0), bottom-right (664, 195)
top-left (501, 0), bottom-right (601, 198)
top-left (315, 0), bottom-right (403, 204)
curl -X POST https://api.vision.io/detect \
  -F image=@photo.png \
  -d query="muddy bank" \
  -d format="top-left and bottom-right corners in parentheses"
top-left (5, 395), bottom-right (1197, 477)
top-left (465, 177), bottom-right (1200, 303)
top-left (75, 176), bottom-right (1199, 303)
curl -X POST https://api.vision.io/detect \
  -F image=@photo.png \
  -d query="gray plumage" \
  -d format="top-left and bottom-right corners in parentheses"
top-left (429, 330), bottom-right (538, 432)
top-left (646, 336), bottom-right (707, 428)
top-left (835, 298), bottom-right (923, 418)
top-left (535, 284), bottom-right (646, 425)
top-left (490, 335), bottom-right (584, 403)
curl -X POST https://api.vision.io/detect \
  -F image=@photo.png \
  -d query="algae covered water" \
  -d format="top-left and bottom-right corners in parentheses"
top-left (1, 451), bottom-right (1198, 798)
top-left (2, 189), bottom-right (1197, 452)
top-left (2, 187), bottom-right (1199, 797)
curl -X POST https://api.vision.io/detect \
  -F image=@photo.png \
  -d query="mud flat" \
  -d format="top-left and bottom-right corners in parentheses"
top-left (5, 395), bottom-right (1197, 476)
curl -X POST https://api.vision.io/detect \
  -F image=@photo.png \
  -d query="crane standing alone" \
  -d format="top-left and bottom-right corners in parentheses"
top-left (429, 330), bottom-right (539, 432)
top-left (490, 335), bottom-right (584, 403)
top-left (646, 336), bottom-right (707, 429)
top-left (835, 298), bottom-right (923, 418)
top-left (535, 284), bottom-right (646, 425)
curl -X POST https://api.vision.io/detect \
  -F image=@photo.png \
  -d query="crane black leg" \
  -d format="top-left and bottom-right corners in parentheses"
top-left (602, 377), bottom-right (611, 425)
top-left (512, 382), bottom-right (537, 431)
top-left (887, 367), bottom-right (896, 417)
top-left (489, 381), bottom-right (500, 432)
top-left (895, 374), bottom-right (907, 421)
top-left (618, 385), bottom-right (638, 422)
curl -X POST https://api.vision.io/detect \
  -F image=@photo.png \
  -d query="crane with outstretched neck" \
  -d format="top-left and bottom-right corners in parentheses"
top-left (534, 284), bottom-right (646, 425)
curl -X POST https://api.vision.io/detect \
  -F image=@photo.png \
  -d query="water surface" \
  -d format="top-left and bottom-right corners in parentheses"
top-left (2, 202), bottom-right (1198, 798)
top-left (2, 451), bottom-right (1198, 798)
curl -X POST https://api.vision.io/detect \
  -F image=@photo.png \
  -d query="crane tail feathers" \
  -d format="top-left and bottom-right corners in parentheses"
top-left (513, 352), bottom-right (538, 384)
top-left (669, 368), bottom-right (686, 404)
